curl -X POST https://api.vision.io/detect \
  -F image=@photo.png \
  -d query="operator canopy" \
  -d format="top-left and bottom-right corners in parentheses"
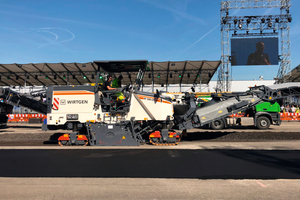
top-left (93, 60), bottom-right (148, 72)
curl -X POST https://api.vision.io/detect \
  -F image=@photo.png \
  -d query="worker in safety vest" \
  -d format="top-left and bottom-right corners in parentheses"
top-left (111, 75), bottom-right (124, 101)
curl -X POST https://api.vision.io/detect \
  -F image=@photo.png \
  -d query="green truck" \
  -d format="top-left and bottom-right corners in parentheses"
top-left (173, 90), bottom-right (282, 130)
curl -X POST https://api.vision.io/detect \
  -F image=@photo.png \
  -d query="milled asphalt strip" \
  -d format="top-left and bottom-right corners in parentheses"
top-left (0, 141), bottom-right (300, 150)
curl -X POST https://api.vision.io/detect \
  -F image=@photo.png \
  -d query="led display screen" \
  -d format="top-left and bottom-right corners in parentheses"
top-left (231, 37), bottom-right (279, 66)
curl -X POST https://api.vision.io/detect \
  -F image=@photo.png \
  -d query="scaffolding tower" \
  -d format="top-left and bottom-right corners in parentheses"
top-left (217, 0), bottom-right (292, 92)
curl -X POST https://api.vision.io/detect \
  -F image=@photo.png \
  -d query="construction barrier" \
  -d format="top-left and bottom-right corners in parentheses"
top-left (229, 112), bottom-right (300, 121)
top-left (280, 112), bottom-right (300, 121)
top-left (7, 114), bottom-right (47, 123)
top-left (229, 113), bottom-right (245, 118)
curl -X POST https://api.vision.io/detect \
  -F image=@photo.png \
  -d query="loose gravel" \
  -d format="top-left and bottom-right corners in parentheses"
top-left (183, 131), bottom-right (300, 141)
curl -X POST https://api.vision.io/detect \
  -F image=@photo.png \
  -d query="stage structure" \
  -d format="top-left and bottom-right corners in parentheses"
top-left (217, 0), bottom-right (292, 92)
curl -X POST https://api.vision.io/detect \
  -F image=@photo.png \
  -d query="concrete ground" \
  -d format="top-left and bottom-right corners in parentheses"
top-left (0, 178), bottom-right (299, 200)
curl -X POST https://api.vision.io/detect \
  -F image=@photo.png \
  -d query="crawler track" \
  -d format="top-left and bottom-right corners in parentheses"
top-left (149, 138), bottom-right (180, 146)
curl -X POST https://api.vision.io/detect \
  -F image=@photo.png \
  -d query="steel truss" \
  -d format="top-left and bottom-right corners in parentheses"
top-left (217, 0), bottom-right (292, 92)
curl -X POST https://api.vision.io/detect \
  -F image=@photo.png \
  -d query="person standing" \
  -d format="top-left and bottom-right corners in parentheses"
top-left (296, 106), bottom-right (300, 113)
top-left (291, 105), bottom-right (296, 113)
top-left (280, 105), bottom-right (284, 113)
top-left (285, 105), bottom-right (290, 113)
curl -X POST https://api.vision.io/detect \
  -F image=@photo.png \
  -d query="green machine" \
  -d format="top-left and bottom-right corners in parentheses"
top-left (255, 102), bottom-right (280, 113)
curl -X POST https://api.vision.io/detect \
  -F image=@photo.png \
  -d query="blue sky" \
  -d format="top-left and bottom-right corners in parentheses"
top-left (1, 0), bottom-right (299, 81)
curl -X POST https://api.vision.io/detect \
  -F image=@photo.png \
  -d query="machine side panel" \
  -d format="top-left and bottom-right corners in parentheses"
top-left (51, 92), bottom-right (94, 113)
top-left (87, 123), bottom-right (139, 146)
top-left (47, 86), bottom-right (102, 125)
top-left (126, 93), bottom-right (173, 121)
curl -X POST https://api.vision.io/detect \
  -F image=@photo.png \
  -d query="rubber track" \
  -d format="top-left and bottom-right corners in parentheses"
top-left (58, 141), bottom-right (88, 146)
top-left (149, 138), bottom-right (180, 146)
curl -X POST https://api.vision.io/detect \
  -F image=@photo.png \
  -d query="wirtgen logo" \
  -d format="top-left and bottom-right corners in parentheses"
top-left (60, 99), bottom-right (66, 105)
top-left (67, 100), bottom-right (88, 104)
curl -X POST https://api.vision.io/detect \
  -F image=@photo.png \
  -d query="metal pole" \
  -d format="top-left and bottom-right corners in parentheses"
top-left (24, 72), bottom-right (27, 94)
top-left (151, 62), bottom-right (154, 93)
top-left (200, 72), bottom-right (202, 92)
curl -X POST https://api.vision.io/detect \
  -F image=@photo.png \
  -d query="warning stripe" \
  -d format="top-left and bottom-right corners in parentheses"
top-left (52, 98), bottom-right (59, 110)
top-left (53, 104), bottom-right (58, 110)
top-left (54, 98), bottom-right (59, 104)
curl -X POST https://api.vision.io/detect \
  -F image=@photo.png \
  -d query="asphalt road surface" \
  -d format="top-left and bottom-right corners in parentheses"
top-left (1, 149), bottom-right (299, 179)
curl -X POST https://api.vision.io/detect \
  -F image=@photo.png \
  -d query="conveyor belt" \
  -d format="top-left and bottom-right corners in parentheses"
top-left (0, 87), bottom-right (47, 114)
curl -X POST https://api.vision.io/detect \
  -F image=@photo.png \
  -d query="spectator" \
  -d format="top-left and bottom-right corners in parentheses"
top-left (291, 105), bottom-right (296, 113)
top-left (285, 105), bottom-right (290, 113)
top-left (296, 106), bottom-right (300, 113)
top-left (280, 105), bottom-right (284, 113)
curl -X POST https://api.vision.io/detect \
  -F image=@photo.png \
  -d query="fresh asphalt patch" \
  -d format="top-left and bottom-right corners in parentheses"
top-left (0, 149), bottom-right (299, 179)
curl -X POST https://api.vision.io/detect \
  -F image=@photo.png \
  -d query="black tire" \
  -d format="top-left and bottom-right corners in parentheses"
top-left (210, 119), bottom-right (225, 130)
top-left (256, 116), bottom-right (270, 130)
